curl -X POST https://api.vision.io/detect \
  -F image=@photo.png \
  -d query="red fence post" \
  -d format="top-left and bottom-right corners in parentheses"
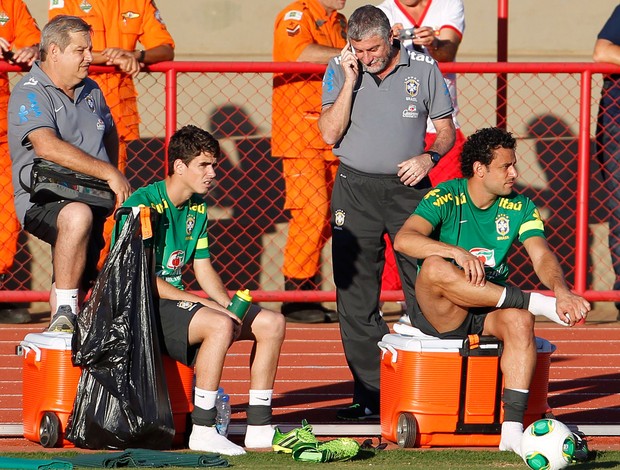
top-left (496, 0), bottom-right (509, 129)
top-left (575, 70), bottom-right (593, 294)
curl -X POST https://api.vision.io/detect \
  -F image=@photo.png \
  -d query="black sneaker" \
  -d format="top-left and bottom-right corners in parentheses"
top-left (48, 305), bottom-right (76, 333)
top-left (281, 302), bottom-right (330, 324)
top-left (571, 431), bottom-right (590, 462)
top-left (0, 304), bottom-right (31, 324)
top-left (336, 403), bottom-right (379, 421)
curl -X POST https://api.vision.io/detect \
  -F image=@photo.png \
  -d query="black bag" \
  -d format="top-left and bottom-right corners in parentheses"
top-left (20, 158), bottom-right (116, 215)
top-left (66, 208), bottom-right (175, 450)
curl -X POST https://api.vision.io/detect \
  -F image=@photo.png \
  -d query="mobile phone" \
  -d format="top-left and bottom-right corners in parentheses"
top-left (399, 28), bottom-right (416, 41)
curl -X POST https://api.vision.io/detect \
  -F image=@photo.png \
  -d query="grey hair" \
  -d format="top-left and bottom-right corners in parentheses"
top-left (40, 15), bottom-right (92, 61)
top-left (347, 5), bottom-right (392, 44)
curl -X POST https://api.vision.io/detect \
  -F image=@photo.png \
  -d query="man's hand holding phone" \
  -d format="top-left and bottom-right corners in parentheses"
top-left (339, 42), bottom-right (359, 82)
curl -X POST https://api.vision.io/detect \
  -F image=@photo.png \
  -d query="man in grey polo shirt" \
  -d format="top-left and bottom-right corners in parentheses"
top-left (318, 5), bottom-right (455, 420)
top-left (8, 15), bottom-right (131, 332)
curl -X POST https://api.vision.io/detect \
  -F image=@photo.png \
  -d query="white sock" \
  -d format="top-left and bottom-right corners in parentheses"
top-left (527, 292), bottom-right (569, 326)
top-left (244, 424), bottom-right (275, 448)
top-left (194, 387), bottom-right (217, 410)
top-left (496, 288), bottom-right (507, 308)
top-left (189, 424), bottom-right (246, 456)
top-left (249, 389), bottom-right (273, 407)
top-left (499, 421), bottom-right (523, 455)
top-left (55, 288), bottom-right (79, 315)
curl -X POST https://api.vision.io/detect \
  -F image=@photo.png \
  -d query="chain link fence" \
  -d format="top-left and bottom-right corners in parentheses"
top-left (1, 62), bottom-right (618, 312)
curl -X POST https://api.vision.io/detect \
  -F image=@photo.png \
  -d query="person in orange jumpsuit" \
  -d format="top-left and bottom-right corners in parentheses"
top-left (273, 0), bottom-right (347, 323)
top-left (0, 0), bottom-right (40, 324)
top-left (49, 0), bottom-right (175, 266)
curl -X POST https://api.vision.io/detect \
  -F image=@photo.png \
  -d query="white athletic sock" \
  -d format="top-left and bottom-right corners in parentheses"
top-left (244, 424), bottom-right (275, 448)
top-left (194, 387), bottom-right (217, 410)
top-left (189, 424), bottom-right (246, 456)
top-left (527, 292), bottom-right (569, 326)
top-left (496, 288), bottom-right (507, 308)
top-left (55, 288), bottom-right (79, 315)
top-left (499, 421), bottom-right (524, 455)
top-left (249, 389), bottom-right (273, 407)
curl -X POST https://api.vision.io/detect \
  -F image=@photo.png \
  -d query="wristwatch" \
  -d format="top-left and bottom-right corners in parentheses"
top-left (426, 151), bottom-right (441, 166)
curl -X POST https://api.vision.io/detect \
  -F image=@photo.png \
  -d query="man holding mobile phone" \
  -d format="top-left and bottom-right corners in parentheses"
top-left (318, 5), bottom-right (455, 421)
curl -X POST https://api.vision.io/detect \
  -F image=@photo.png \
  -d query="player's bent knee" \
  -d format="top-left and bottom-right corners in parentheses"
top-left (196, 308), bottom-right (236, 337)
top-left (420, 255), bottom-right (456, 282)
top-left (255, 309), bottom-right (286, 343)
top-left (499, 308), bottom-right (535, 338)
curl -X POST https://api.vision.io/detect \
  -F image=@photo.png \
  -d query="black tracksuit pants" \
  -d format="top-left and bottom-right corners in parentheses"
top-left (331, 163), bottom-right (430, 412)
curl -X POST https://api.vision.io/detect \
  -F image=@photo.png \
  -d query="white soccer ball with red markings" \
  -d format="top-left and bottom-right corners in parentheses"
top-left (520, 419), bottom-right (576, 470)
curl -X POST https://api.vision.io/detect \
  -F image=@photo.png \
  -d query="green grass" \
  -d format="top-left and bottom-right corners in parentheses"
top-left (1, 449), bottom-right (619, 469)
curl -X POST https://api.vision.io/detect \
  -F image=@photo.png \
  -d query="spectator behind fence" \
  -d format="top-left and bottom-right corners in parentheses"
top-left (8, 15), bottom-right (131, 332)
top-left (377, 0), bottom-right (465, 323)
top-left (394, 127), bottom-right (590, 455)
top-left (116, 125), bottom-right (285, 456)
top-left (318, 5), bottom-right (455, 420)
top-left (0, 0), bottom-right (40, 324)
top-left (49, 0), bottom-right (175, 267)
top-left (593, 4), bottom-right (620, 321)
top-left (377, 0), bottom-right (465, 184)
top-left (272, 0), bottom-right (347, 323)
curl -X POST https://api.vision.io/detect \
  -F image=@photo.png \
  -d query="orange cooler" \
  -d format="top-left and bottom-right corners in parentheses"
top-left (162, 356), bottom-right (194, 446)
top-left (21, 332), bottom-right (81, 448)
top-left (21, 332), bottom-right (195, 448)
top-left (378, 333), bottom-right (555, 448)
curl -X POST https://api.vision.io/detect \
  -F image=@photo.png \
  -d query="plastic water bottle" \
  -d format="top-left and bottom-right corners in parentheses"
top-left (214, 387), bottom-right (225, 429)
top-left (214, 387), bottom-right (225, 431)
top-left (215, 394), bottom-right (231, 436)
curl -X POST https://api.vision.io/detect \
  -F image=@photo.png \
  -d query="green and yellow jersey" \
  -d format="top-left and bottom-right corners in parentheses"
top-left (414, 178), bottom-right (545, 285)
top-left (120, 180), bottom-right (210, 290)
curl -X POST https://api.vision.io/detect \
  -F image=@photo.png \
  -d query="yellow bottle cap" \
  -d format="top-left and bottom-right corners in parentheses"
top-left (236, 289), bottom-right (252, 302)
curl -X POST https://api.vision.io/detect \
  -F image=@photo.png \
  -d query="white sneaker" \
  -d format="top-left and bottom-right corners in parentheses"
top-left (499, 421), bottom-right (523, 455)
top-left (244, 424), bottom-right (275, 448)
top-left (189, 424), bottom-right (246, 456)
top-left (397, 313), bottom-right (411, 325)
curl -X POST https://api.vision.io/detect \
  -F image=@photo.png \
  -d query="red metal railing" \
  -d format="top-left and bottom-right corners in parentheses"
top-left (1, 61), bottom-right (619, 304)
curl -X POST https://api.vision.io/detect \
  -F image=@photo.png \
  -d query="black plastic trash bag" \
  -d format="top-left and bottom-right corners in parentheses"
top-left (66, 208), bottom-right (175, 450)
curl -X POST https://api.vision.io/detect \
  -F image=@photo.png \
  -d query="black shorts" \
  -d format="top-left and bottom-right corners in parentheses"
top-left (24, 200), bottom-right (106, 291)
top-left (157, 298), bottom-right (261, 366)
top-left (410, 301), bottom-right (490, 339)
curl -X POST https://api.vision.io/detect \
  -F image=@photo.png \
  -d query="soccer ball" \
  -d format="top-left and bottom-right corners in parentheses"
top-left (520, 419), bottom-right (576, 470)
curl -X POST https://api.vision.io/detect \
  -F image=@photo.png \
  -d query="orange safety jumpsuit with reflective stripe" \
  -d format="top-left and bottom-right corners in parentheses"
top-left (0, 0), bottom-right (39, 275)
top-left (272, 0), bottom-right (346, 158)
top-left (273, 0), bottom-right (346, 280)
top-left (49, 0), bottom-right (175, 172)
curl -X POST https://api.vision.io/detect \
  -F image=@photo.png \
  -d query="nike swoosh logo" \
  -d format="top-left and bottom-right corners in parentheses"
top-left (256, 397), bottom-right (269, 401)
top-left (54, 105), bottom-right (64, 113)
top-left (459, 220), bottom-right (468, 224)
